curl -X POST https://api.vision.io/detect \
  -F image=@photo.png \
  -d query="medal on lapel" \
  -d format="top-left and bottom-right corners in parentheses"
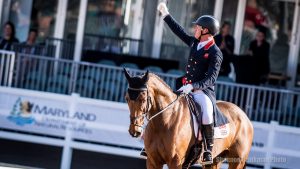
top-left (204, 53), bottom-right (209, 59)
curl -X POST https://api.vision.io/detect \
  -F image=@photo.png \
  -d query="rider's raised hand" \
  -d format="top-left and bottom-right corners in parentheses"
top-left (177, 84), bottom-right (193, 94)
top-left (157, 2), bottom-right (169, 17)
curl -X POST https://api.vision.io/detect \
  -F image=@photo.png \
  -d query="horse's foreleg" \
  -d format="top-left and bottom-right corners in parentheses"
top-left (166, 155), bottom-right (183, 169)
top-left (167, 163), bottom-right (182, 169)
top-left (146, 159), bottom-right (163, 169)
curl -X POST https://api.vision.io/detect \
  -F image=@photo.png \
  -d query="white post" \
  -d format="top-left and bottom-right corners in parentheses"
top-left (54, 0), bottom-right (68, 41)
top-left (7, 52), bottom-right (15, 87)
top-left (129, 0), bottom-right (144, 55)
top-left (264, 121), bottom-right (277, 169)
top-left (74, 0), bottom-right (88, 62)
top-left (233, 0), bottom-right (247, 55)
top-left (286, 0), bottom-right (300, 88)
top-left (60, 93), bottom-right (79, 169)
top-left (53, 0), bottom-right (68, 60)
top-left (0, 0), bottom-right (3, 25)
top-left (61, 127), bottom-right (73, 169)
top-left (151, 13), bottom-right (165, 58)
top-left (213, 0), bottom-right (224, 22)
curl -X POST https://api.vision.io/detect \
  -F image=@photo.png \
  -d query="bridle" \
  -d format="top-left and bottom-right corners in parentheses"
top-left (128, 86), bottom-right (151, 129)
top-left (128, 86), bottom-right (180, 130)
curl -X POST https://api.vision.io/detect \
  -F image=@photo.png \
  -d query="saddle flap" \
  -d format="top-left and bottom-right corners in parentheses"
top-left (185, 94), bottom-right (230, 140)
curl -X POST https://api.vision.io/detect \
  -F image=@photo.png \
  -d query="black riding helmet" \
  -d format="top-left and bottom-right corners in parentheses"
top-left (193, 15), bottom-right (220, 36)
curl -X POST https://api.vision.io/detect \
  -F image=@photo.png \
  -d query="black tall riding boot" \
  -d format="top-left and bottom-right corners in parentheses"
top-left (202, 123), bottom-right (214, 165)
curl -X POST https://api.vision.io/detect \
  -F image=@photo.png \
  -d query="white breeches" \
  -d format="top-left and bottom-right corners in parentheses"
top-left (191, 90), bottom-right (214, 125)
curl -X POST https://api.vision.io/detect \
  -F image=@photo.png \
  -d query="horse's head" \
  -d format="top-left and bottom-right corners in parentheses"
top-left (123, 68), bottom-right (151, 138)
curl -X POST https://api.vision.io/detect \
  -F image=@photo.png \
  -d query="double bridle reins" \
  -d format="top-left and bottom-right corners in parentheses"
top-left (128, 86), bottom-right (181, 129)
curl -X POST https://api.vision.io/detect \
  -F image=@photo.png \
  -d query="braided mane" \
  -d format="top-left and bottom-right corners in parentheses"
top-left (148, 73), bottom-right (172, 91)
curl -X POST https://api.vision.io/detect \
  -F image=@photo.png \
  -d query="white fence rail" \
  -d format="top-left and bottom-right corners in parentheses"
top-left (0, 87), bottom-right (300, 169)
top-left (1, 51), bottom-right (300, 127)
top-left (0, 50), bottom-right (15, 87)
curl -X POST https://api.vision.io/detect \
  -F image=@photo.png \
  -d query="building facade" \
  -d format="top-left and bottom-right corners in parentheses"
top-left (0, 0), bottom-right (300, 87)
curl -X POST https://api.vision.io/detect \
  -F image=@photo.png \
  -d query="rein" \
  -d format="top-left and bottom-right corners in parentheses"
top-left (147, 94), bottom-right (179, 121)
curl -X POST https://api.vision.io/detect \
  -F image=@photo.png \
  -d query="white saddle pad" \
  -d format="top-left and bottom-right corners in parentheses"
top-left (192, 114), bottom-right (230, 140)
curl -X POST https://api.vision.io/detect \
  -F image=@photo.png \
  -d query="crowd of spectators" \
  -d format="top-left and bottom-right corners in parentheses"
top-left (0, 21), bottom-right (38, 51)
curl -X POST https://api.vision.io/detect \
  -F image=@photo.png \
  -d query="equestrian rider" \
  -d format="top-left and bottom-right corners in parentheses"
top-left (157, 2), bottom-right (222, 165)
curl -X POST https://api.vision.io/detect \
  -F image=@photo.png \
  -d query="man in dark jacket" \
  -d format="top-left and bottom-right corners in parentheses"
top-left (157, 2), bottom-right (223, 165)
top-left (248, 28), bottom-right (270, 85)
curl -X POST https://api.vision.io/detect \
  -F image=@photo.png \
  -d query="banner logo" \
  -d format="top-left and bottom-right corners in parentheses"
top-left (7, 98), bottom-right (35, 126)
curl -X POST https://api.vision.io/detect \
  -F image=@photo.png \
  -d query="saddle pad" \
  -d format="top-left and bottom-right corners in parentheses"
top-left (192, 114), bottom-right (230, 140)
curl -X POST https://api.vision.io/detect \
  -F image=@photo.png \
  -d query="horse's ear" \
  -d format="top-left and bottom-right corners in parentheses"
top-left (142, 70), bottom-right (149, 83)
top-left (123, 68), bottom-right (131, 82)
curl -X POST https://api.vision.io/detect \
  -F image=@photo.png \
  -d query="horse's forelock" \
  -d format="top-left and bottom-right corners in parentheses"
top-left (127, 76), bottom-right (147, 100)
top-left (128, 76), bottom-right (147, 88)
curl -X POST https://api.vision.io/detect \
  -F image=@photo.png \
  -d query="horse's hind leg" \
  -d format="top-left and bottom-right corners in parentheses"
top-left (228, 161), bottom-right (246, 169)
top-left (202, 161), bottom-right (222, 169)
top-left (212, 161), bottom-right (223, 169)
top-left (226, 148), bottom-right (248, 169)
top-left (227, 147), bottom-right (249, 169)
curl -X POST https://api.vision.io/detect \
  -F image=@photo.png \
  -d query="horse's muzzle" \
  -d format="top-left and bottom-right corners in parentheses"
top-left (129, 125), bottom-right (143, 138)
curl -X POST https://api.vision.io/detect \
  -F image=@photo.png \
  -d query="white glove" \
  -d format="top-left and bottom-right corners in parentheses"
top-left (178, 84), bottom-right (193, 94)
top-left (157, 2), bottom-right (169, 17)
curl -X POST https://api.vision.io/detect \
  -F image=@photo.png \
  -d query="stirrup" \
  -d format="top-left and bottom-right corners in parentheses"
top-left (202, 151), bottom-right (213, 165)
top-left (140, 148), bottom-right (147, 159)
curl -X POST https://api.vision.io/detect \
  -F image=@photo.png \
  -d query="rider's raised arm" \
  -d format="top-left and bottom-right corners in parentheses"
top-left (157, 2), bottom-right (194, 47)
top-left (163, 15), bottom-right (195, 46)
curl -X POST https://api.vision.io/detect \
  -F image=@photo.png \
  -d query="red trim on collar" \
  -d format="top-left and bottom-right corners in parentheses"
top-left (204, 39), bottom-right (215, 50)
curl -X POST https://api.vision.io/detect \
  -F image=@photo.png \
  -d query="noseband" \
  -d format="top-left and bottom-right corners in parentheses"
top-left (128, 86), bottom-right (180, 129)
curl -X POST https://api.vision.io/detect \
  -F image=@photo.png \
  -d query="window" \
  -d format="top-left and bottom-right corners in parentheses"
top-left (83, 0), bottom-right (142, 55)
top-left (8, 0), bottom-right (33, 42)
top-left (240, 0), bottom-right (294, 57)
top-left (221, 0), bottom-right (238, 35)
top-left (64, 0), bottom-right (80, 40)
top-left (30, 0), bottom-right (58, 42)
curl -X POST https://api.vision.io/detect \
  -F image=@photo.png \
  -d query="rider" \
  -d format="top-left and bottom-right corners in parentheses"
top-left (157, 2), bottom-right (222, 165)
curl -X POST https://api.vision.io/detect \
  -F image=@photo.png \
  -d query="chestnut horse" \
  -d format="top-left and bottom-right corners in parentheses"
top-left (124, 70), bottom-right (253, 169)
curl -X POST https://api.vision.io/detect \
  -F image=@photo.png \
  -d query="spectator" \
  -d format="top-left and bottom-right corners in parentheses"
top-left (22, 28), bottom-right (38, 45)
top-left (0, 21), bottom-right (19, 50)
top-left (248, 28), bottom-right (270, 84)
top-left (214, 21), bottom-right (235, 76)
top-left (19, 28), bottom-right (38, 54)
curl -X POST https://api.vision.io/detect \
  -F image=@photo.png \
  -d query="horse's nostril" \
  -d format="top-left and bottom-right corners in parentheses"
top-left (129, 130), bottom-right (134, 137)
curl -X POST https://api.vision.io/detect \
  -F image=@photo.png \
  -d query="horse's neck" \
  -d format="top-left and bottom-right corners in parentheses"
top-left (147, 77), bottom-right (180, 128)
